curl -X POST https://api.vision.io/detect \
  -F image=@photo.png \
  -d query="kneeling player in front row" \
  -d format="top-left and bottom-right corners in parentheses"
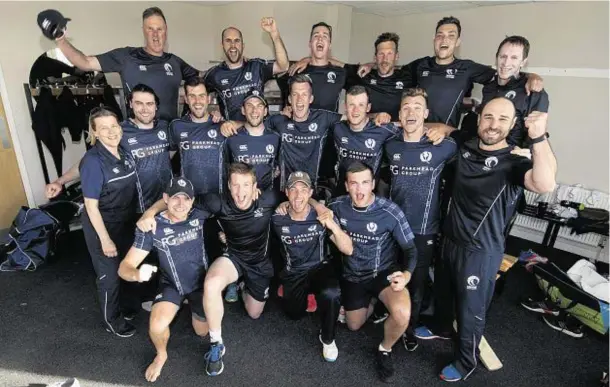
top-left (272, 171), bottom-right (353, 362)
top-left (328, 162), bottom-right (418, 383)
top-left (119, 177), bottom-right (210, 382)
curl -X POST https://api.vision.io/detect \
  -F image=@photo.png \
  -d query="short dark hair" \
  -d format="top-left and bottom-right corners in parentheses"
top-left (228, 162), bottom-right (256, 183)
top-left (142, 7), bottom-right (166, 24)
top-left (129, 83), bottom-right (160, 107)
top-left (310, 22), bottom-right (332, 41)
top-left (289, 74), bottom-right (313, 94)
top-left (401, 87), bottom-right (428, 106)
top-left (346, 85), bottom-right (369, 101)
top-left (496, 35), bottom-right (530, 59)
top-left (222, 27), bottom-right (243, 42)
top-left (345, 161), bottom-right (373, 180)
top-left (436, 16), bottom-right (461, 37)
top-left (184, 77), bottom-right (207, 94)
top-left (374, 32), bottom-right (400, 53)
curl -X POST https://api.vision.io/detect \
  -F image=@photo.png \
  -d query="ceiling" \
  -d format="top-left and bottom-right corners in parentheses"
top-left (309, 1), bottom-right (536, 17)
top-left (193, 1), bottom-right (536, 17)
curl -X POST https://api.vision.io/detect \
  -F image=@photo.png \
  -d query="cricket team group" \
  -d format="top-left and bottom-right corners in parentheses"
top-left (41, 5), bottom-right (556, 383)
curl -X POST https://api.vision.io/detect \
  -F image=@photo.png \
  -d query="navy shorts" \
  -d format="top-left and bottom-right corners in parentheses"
top-left (153, 282), bottom-right (205, 322)
top-left (341, 269), bottom-right (396, 312)
top-left (223, 253), bottom-right (273, 302)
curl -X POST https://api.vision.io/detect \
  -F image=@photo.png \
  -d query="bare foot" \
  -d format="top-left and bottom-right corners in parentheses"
top-left (145, 353), bottom-right (168, 382)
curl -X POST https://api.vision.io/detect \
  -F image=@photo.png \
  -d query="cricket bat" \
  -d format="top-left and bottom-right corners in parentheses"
top-left (453, 321), bottom-right (503, 371)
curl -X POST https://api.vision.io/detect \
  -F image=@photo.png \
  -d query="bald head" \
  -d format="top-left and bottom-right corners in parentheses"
top-left (477, 97), bottom-right (517, 146)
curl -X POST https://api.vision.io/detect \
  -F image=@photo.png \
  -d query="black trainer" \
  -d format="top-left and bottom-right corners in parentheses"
top-left (543, 314), bottom-right (584, 338)
top-left (105, 320), bottom-right (135, 338)
top-left (402, 331), bottom-right (418, 352)
top-left (376, 349), bottom-right (395, 383)
top-left (205, 341), bottom-right (226, 376)
top-left (520, 297), bottom-right (560, 316)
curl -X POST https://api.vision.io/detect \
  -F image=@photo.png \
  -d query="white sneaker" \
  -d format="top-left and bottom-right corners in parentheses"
top-left (319, 335), bottom-right (338, 362)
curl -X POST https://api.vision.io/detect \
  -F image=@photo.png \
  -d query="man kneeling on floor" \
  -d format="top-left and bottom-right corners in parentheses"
top-left (118, 177), bottom-right (210, 382)
top-left (328, 161), bottom-right (418, 382)
top-left (272, 171), bottom-right (353, 362)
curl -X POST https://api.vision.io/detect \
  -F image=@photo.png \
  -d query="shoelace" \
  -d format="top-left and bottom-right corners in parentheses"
top-left (205, 345), bottom-right (223, 362)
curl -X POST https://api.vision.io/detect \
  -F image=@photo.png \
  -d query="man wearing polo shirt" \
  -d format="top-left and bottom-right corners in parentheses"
top-left (52, 7), bottom-right (198, 120)
top-left (203, 18), bottom-right (289, 121)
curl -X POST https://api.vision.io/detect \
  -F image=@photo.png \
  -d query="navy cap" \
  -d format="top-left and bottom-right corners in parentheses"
top-left (286, 171), bottom-right (312, 188)
top-left (37, 9), bottom-right (71, 40)
top-left (166, 177), bottom-right (195, 200)
top-left (243, 88), bottom-right (268, 107)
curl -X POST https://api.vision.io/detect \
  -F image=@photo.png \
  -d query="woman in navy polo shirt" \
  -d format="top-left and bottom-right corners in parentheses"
top-left (80, 107), bottom-right (144, 337)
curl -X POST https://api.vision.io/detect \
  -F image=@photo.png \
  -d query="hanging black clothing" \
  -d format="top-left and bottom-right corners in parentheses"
top-left (32, 87), bottom-right (65, 176)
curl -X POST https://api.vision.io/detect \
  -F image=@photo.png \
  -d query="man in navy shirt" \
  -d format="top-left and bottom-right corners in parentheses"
top-left (333, 86), bottom-right (397, 196)
top-left (328, 162), bottom-right (418, 383)
top-left (478, 36), bottom-right (550, 146)
top-left (203, 18), bottom-right (289, 121)
top-left (119, 177), bottom-right (210, 383)
top-left (272, 171), bottom-right (352, 362)
top-left (417, 98), bottom-right (557, 382)
top-left (52, 7), bottom-right (199, 120)
top-left (384, 88), bottom-right (458, 351)
top-left (170, 78), bottom-right (226, 196)
top-left (225, 90), bottom-right (281, 191)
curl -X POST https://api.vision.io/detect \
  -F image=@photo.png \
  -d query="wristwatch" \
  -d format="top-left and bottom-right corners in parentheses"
top-left (529, 132), bottom-right (549, 144)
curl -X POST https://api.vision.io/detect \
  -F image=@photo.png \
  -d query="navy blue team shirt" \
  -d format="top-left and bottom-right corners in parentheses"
top-left (277, 64), bottom-right (347, 112)
top-left (169, 115), bottom-right (226, 196)
top-left (133, 208), bottom-right (210, 295)
top-left (80, 142), bottom-right (143, 223)
top-left (225, 128), bottom-right (280, 191)
top-left (384, 132), bottom-right (458, 235)
top-left (203, 59), bottom-right (274, 121)
top-left (120, 119), bottom-right (172, 211)
top-left (329, 195), bottom-right (417, 282)
top-left (333, 120), bottom-right (397, 183)
top-left (444, 137), bottom-right (532, 252)
top-left (96, 47), bottom-right (198, 120)
top-left (266, 109), bottom-right (342, 189)
top-left (271, 208), bottom-right (328, 275)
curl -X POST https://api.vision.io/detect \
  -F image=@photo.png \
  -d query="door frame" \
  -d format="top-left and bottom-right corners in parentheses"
top-left (0, 63), bottom-right (35, 207)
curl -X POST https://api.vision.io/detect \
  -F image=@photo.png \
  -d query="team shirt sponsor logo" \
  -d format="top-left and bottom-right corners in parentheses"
top-left (420, 151), bottom-right (432, 163)
top-left (139, 65), bottom-right (147, 72)
top-left (327, 72), bottom-right (336, 83)
top-left (128, 137), bottom-right (138, 145)
top-left (131, 143), bottom-right (167, 159)
top-left (395, 81), bottom-right (403, 89)
top-left (244, 72), bottom-right (252, 81)
top-left (467, 275), bottom-right (480, 290)
top-left (157, 131), bottom-right (167, 141)
top-left (445, 69), bottom-right (456, 79)
top-left (505, 90), bottom-right (517, 99)
top-left (164, 63), bottom-right (174, 76)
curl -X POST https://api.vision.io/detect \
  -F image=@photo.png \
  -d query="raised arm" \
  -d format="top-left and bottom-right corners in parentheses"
top-left (261, 17), bottom-right (289, 74)
top-left (523, 112), bottom-right (557, 193)
top-left (55, 33), bottom-right (102, 72)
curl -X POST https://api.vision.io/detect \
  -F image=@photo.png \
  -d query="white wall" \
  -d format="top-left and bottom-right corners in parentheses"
top-left (1, 1), bottom-right (608, 207)
top-left (0, 1), bottom-right (215, 206)
top-left (386, 1), bottom-right (610, 192)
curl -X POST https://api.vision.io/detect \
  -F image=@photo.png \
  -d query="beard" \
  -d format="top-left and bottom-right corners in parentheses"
top-left (479, 128), bottom-right (507, 146)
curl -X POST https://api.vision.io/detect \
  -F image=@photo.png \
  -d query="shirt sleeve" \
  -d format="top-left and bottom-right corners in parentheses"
top-left (191, 207), bottom-right (212, 221)
top-left (388, 205), bottom-right (418, 273)
top-left (510, 154), bottom-right (533, 188)
top-left (133, 227), bottom-right (154, 252)
top-left (198, 193), bottom-right (223, 215)
top-left (527, 90), bottom-right (550, 114)
top-left (467, 60), bottom-right (497, 85)
top-left (260, 189), bottom-right (282, 208)
top-left (260, 60), bottom-right (275, 83)
top-left (168, 120), bottom-right (179, 152)
top-left (344, 63), bottom-right (362, 90)
top-left (325, 110), bottom-right (343, 126)
top-left (79, 156), bottom-right (105, 200)
top-left (265, 115), bottom-right (282, 134)
top-left (176, 56), bottom-right (200, 80)
top-left (399, 58), bottom-right (421, 87)
top-left (95, 47), bottom-right (131, 73)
